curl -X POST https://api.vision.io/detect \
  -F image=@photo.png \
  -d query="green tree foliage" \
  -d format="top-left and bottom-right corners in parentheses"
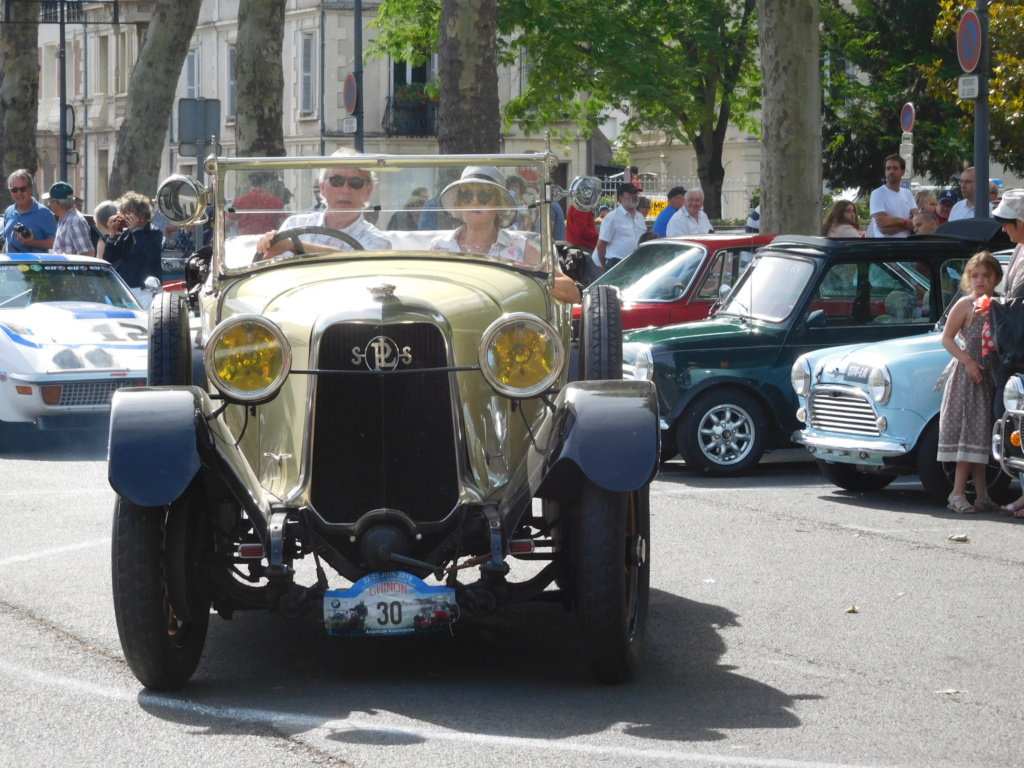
top-left (370, 0), bottom-right (761, 218)
top-left (821, 0), bottom-right (969, 194)
top-left (922, 0), bottom-right (1024, 179)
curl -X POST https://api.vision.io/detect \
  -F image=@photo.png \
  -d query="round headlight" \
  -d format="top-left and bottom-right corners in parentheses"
top-left (867, 366), bottom-right (892, 404)
top-left (479, 313), bottom-right (564, 398)
top-left (1002, 376), bottom-right (1024, 413)
top-left (633, 347), bottom-right (654, 381)
top-left (205, 315), bottom-right (291, 403)
top-left (791, 357), bottom-right (811, 397)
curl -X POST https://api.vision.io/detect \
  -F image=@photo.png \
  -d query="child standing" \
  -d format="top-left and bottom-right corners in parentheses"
top-left (936, 251), bottom-right (1004, 513)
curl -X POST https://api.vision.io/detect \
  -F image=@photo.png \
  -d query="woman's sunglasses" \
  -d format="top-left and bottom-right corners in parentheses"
top-left (457, 187), bottom-right (495, 205)
top-left (326, 175), bottom-right (367, 190)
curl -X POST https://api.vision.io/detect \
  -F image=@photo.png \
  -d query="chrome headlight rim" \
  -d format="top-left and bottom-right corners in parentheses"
top-left (478, 312), bottom-right (565, 398)
top-left (204, 314), bottom-right (292, 404)
top-left (791, 356), bottom-right (811, 397)
top-left (633, 346), bottom-right (654, 381)
top-left (867, 365), bottom-right (892, 404)
top-left (1003, 375), bottom-right (1024, 413)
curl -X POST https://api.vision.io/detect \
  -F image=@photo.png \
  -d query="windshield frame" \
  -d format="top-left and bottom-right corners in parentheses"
top-left (204, 153), bottom-right (560, 283)
top-left (715, 250), bottom-right (817, 324)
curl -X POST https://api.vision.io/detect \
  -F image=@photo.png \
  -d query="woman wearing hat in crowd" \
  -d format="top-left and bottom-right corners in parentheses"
top-left (429, 166), bottom-right (580, 303)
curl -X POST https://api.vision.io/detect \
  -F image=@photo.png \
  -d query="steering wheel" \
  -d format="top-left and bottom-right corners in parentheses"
top-left (255, 225), bottom-right (365, 261)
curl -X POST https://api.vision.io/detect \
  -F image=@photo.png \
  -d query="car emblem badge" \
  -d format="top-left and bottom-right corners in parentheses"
top-left (368, 283), bottom-right (397, 301)
top-left (352, 335), bottom-right (412, 371)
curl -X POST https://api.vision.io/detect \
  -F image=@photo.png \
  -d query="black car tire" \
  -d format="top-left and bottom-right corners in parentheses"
top-left (148, 291), bottom-right (192, 386)
top-left (573, 479), bottom-right (649, 684)
top-left (916, 420), bottom-right (1013, 504)
top-left (111, 488), bottom-right (210, 691)
top-left (678, 389), bottom-right (766, 476)
top-left (579, 284), bottom-right (622, 380)
top-left (814, 459), bottom-right (896, 492)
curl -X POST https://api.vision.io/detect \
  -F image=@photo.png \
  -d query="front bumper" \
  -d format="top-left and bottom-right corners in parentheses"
top-left (793, 429), bottom-right (911, 466)
top-left (1, 372), bottom-right (146, 425)
top-left (993, 411), bottom-right (1024, 475)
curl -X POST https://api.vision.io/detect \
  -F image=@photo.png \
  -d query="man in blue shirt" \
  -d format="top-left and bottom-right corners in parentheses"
top-left (3, 170), bottom-right (57, 253)
top-left (652, 186), bottom-right (686, 238)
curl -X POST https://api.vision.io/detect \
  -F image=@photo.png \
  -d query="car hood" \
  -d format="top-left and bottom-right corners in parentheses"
top-left (622, 314), bottom-right (781, 352)
top-left (808, 330), bottom-right (947, 394)
top-left (0, 301), bottom-right (148, 366)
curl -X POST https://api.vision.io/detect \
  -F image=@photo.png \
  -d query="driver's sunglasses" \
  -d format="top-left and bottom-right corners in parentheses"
top-left (326, 175), bottom-right (367, 190)
top-left (457, 187), bottom-right (495, 205)
top-left (8, 185), bottom-right (29, 193)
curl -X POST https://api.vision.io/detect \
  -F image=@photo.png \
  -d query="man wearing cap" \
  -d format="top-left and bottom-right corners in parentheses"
top-left (588, 183), bottom-right (647, 284)
top-left (652, 186), bottom-right (687, 238)
top-left (2, 170), bottom-right (57, 253)
top-left (48, 181), bottom-right (95, 256)
top-left (935, 189), bottom-right (957, 226)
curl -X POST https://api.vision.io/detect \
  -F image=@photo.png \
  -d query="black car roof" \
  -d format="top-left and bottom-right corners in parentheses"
top-left (768, 218), bottom-right (1009, 257)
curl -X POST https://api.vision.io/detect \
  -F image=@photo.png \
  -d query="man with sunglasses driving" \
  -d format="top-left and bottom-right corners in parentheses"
top-left (3, 170), bottom-right (57, 253)
top-left (256, 148), bottom-right (390, 259)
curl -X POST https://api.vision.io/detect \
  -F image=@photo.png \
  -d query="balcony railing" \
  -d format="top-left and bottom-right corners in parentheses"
top-left (383, 98), bottom-right (437, 138)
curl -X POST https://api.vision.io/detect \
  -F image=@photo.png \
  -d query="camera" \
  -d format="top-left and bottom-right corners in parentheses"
top-left (14, 223), bottom-right (31, 238)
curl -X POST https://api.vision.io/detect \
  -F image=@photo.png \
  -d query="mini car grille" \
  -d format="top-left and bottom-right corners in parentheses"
top-left (59, 379), bottom-right (145, 406)
top-left (310, 321), bottom-right (460, 525)
top-left (808, 387), bottom-right (880, 436)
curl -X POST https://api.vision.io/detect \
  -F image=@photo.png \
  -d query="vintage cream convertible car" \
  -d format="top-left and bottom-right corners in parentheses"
top-left (107, 152), bottom-right (659, 689)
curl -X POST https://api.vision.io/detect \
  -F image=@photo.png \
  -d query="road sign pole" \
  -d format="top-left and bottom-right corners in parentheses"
top-left (973, 0), bottom-right (990, 218)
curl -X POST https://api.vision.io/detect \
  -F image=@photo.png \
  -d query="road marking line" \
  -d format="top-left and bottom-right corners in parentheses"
top-left (0, 658), bottom-right (896, 768)
top-left (0, 538), bottom-right (109, 568)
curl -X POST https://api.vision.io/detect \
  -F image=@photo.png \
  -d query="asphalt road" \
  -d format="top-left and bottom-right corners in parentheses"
top-left (2, 429), bottom-right (1023, 768)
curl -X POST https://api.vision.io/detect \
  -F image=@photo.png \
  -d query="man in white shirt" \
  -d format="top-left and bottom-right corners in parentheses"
top-left (866, 154), bottom-right (916, 237)
top-left (586, 182), bottom-right (647, 284)
top-left (948, 167), bottom-right (995, 221)
top-left (666, 190), bottom-right (715, 237)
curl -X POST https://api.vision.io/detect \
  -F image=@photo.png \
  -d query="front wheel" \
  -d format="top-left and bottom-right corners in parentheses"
top-left (111, 488), bottom-right (210, 690)
top-left (815, 459), bottom-right (896, 492)
top-left (678, 389), bottom-right (766, 476)
top-left (916, 421), bottom-right (1013, 504)
top-left (573, 480), bottom-right (650, 684)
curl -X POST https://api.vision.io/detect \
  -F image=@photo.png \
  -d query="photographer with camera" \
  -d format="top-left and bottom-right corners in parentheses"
top-left (2, 170), bottom-right (56, 253)
top-left (101, 191), bottom-right (164, 295)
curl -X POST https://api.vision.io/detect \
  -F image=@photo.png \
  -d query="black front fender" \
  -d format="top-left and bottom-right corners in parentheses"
top-left (531, 380), bottom-right (660, 499)
top-left (108, 387), bottom-right (203, 507)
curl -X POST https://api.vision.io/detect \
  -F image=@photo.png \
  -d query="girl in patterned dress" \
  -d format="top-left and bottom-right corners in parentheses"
top-left (936, 251), bottom-right (1003, 513)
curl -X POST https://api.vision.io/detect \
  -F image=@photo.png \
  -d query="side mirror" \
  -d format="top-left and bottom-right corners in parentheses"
top-left (156, 175), bottom-right (209, 226)
top-left (805, 308), bottom-right (827, 329)
top-left (143, 276), bottom-right (161, 294)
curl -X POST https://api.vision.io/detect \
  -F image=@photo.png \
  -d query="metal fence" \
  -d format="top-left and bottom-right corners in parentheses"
top-left (599, 176), bottom-right (753, 221)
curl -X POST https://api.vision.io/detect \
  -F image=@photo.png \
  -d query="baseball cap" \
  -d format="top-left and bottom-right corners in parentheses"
top-left (992, 188), bottom-right (1024, 223)
top-left (48, 181), bottom-right (74, 200)
top-left (937, 189), bottom-right (957, 204)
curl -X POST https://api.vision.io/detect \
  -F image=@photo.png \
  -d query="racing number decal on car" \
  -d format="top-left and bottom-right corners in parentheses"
top-left (91, 321), bottom-right (149, 344)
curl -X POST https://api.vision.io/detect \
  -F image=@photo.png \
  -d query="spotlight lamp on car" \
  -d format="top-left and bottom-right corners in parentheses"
top-left (205, 315), bottom-right (292, 404)
top-left (479, 313), bottom-right (564, 398)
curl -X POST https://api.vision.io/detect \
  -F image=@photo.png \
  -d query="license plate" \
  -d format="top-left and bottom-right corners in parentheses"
top-left (323, 571), bottom-right (459, 636)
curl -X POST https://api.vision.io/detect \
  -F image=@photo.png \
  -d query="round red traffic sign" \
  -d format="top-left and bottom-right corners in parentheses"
top-left (957, 10), bottom-right (982, 73)
top-left (900, 103), bottom-right (915, 134)
top-left (343, 73), bottom-right (358, 115)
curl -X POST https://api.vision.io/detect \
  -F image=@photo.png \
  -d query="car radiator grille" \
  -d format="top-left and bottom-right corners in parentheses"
top-left (59, 379), bottom-right (144, 406)
top-left (309, 321), bottom-right (460, 526)
top-left (808, 387), bottom-right (880, 436)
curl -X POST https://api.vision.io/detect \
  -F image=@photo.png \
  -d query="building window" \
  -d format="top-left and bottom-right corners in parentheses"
top-left (300, 33), bottom-right (317, 116)
top-left (96, 36), bottom-right (109, 94)
top-left (186, 49), bottom-right (200, 99)
top-left (227, 46), bottom-right (237, 121)
top-left (41, 44), bottom-right (58, 100)
top-left (116, 29), bottom-right (131, 95)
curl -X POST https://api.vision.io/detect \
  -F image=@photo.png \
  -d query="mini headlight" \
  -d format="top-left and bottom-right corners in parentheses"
top-left (791, 357), bottom-right (811, 397)
top-left (205, 315), bottom-right (291, 403)
top-left (479, 313), bottom-right (564, 398)
top-left (1003, 376), bottom-right (1024, 413)
top-left (867, 366), bottom-right (892, 404)
top-left (633, 347), bottom-right (654, 381)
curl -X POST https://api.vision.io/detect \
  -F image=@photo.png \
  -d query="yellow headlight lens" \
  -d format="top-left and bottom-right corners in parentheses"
top-left (205, 315), bottom-right (291, 403)
top-left (479, 313), bottom-right (564, 398)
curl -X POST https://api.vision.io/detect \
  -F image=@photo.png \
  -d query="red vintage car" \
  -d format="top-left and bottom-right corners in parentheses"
top-left (581, 233), bottom-right (776, 330)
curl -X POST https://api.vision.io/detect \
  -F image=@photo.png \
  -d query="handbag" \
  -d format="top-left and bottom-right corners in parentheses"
top-left (989, 296), bottom-right (1024, 370)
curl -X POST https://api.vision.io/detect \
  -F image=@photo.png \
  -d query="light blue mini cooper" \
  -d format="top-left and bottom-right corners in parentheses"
top-left (791, 250), bottom-right (1014, 502)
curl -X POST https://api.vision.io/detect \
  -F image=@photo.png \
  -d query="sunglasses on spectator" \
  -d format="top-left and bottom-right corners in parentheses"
top-left (457, 188), bottom-right (496, 205)
top-left (8, 186), bottom-right (29, 193)
top-left (326, 175), bottom-right (367, 189)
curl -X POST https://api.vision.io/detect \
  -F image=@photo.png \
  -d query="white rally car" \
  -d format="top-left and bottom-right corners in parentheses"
top-left (0, 253), bottom-right (148, 430)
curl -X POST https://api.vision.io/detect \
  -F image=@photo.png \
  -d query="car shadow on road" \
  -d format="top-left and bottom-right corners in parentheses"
top-left (818, 486), bottom-right (1024, 525)
top-left (0, 423), bottom-right (107, 461)
top-left (136, 588), bottom-right (818, 746)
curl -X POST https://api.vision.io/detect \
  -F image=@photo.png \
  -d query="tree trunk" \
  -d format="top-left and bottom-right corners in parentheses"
top-left (757, 0), bottom-right (821, 235)
top-left (235, 0), bottom-right (286, 157)
top-left (437, 0), bottom-right (500, 154)
top-left (108, 0), bottom-right (203, 198)
top-left (0, 2), bottom-right (41, 211)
